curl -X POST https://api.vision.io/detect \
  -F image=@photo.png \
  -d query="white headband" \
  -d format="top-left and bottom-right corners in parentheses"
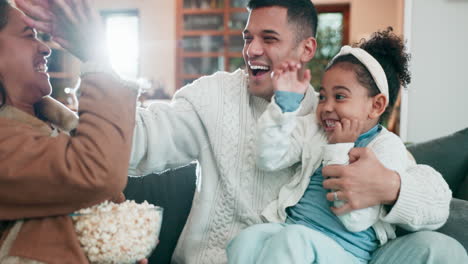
top-left (329, 45), bottom-right (389, 106)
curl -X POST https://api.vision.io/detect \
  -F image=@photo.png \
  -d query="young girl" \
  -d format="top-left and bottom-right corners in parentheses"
top-left (226, 28), bottom-right (420, 264)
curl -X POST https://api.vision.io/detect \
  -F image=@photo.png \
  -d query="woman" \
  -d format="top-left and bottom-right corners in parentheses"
top-left (0, 1), bottom-right (139, 263)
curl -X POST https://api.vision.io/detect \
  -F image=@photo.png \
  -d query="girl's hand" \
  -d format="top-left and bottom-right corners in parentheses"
top-left (271, 61), bottom-right (311, 95)
top-left (16, 0), bottom-right (107, 62)
top-left (328, 119), bottom-right (363, 144)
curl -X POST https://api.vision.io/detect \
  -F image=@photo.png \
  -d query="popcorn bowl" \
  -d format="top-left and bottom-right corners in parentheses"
top-left (71, 201), bottom-right (163, 264)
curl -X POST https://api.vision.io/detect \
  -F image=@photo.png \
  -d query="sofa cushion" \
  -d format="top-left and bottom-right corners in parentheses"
top-left (394, 198), bottom-right (468, 251)
top-left (124, 164), bottom-right (196, 264)
top-left (437, 198), bottom-right (468, 250)
top-left (407, 127), bottom-right (468, 199)
top-left (457, 172), bottom-right (468, 200)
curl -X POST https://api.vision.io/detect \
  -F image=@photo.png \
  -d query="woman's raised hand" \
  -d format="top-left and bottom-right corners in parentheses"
top-left (16, 0), bottom-right (107, 62)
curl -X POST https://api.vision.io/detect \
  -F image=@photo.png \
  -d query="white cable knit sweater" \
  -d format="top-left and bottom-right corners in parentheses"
top-left (128, 69), bottom-right (452, 264)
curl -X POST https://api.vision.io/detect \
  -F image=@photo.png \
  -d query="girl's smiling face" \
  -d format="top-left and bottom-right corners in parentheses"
top-left (317, 63), bottom-right (377, 136)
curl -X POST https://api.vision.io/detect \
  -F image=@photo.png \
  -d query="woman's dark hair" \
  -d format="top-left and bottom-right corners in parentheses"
top-left (0, 0), bottom-right (8, 29)
top-left (326, 27), bottom-right (411, 122)
top-left (247, 0), bottom-right (318, 43)
top-left (0, 0), bottom-right (11, 107)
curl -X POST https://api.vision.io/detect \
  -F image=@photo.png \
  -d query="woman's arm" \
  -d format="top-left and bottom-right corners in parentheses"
top-left (0, 71), bottom-right (138, 220)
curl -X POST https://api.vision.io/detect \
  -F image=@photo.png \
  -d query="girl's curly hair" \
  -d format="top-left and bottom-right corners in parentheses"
top-left (327, 27), bottom-right (411, 121)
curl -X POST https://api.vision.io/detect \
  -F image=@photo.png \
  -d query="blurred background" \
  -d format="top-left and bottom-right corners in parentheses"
top-left (40, 0), bottom-right (468, 143)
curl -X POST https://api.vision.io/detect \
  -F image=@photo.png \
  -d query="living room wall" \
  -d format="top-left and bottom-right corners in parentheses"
top-left (314, 0), bottom-right (404, 43)
top-left (403, 0), bottom-right (468, 143)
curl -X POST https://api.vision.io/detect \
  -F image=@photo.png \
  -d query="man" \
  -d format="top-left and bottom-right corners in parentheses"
top-left (19, 0), bottom-right (466, 263)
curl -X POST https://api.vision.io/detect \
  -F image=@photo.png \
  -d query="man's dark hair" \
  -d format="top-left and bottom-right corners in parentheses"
top-left (247, 0), bottom-right (318, 42)
top-left (0, 0), bottom-right (10, 107)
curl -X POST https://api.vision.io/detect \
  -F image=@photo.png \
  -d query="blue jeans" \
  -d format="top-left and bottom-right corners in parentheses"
top-left (226, 223), bottom-right (365, 264)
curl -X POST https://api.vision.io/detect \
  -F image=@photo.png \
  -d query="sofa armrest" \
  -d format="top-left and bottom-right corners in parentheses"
top-left (395, 198), bottom-right (468, 252)
top-left (406, 127), bottom-right (468, 198)
top-left (437, 198), bottom-right (468, 251)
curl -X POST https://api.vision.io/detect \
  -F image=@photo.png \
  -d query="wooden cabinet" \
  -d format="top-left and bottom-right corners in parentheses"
top-left (176, 0), bottom-right (249, 88)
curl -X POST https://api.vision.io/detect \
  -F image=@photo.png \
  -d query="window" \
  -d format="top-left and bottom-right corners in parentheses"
top-left (102, 10), bottom-right (140, 79)
top-left (308, 4), bottom-right (350, 90)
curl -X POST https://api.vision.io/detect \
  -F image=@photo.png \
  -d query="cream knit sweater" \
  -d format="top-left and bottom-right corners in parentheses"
top-left (129, 69), bottom-right (451, 264)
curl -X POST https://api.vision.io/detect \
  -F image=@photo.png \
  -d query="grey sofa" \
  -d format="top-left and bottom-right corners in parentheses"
top-left (406, 127), bottom-right (468, 250)
top-left (124, 127), bottom-right (468, 264)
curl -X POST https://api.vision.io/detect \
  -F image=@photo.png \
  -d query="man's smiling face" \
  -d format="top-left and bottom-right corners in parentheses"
top-left (242, 6), bottom-right (304, 100)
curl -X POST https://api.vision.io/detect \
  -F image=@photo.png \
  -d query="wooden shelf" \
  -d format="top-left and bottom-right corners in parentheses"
top-left (226, 52), bottom-right (242, 57)
top-left (181, 30), bottom-right (226, 36)
top-left (182, 52), bottom-right (224, 57)
top-left (182, 7), bottom-right (246, 14)
top-left (176, 0), bottom-right (247, 89)
top-left (49, 72), bottom-right (74, 79)
top-left (44, 41), bottom-right (63, 50)
top-left (182, 74), bottom-right (204, 79)
top-left (183, 8), bottom-right (224, 14)
top-left (180, 52), bottom-right (243, 57)
top-left (181, 30), bottom-right (243, 36)
top-left (229, 8), bottom-right (247, 13)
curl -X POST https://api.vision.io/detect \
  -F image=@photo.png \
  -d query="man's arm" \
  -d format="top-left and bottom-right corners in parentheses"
top-left (320, 120), bottom-right (379, 232)
top-left (383, 164), bottom-right (451, 230)
top-left (324, 131), bottom-right (408, 232)
top-left (128, 89), bottom-right (208, 176)
top-left (322, 147), bottom-right (451, 229)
